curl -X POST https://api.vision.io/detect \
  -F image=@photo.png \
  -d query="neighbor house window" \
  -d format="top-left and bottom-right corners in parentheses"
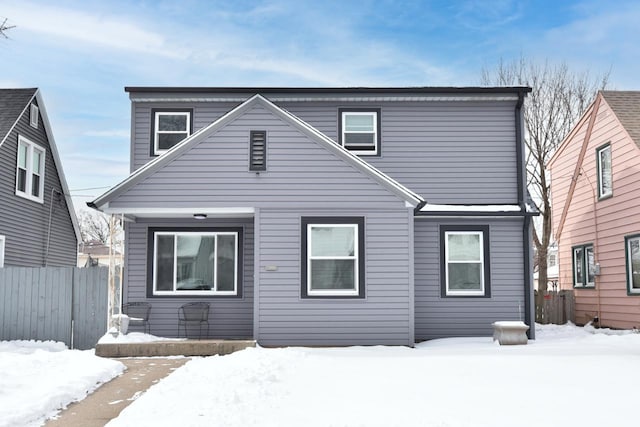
top-left (596, 143), bottom-right (612, 199)
top-left (15, 135), bottom-right (45, 203)
top-left (301, 217), bottom-right (365, 298)
top-left (0, 235), bottom-right (5, 268)
top-left (30, 104), bottom-right (39, 128)
top-left (150, 229), bottom-right (240, 296)
top-left (440, 225), bottom-right (491, 297)
top-left (548, 253), bottom-right (557, 267)
top-left (151, 109), bottom-right (192, 155)
top-left (338, 108), bottom-right (381, 156)
top-left (573, 244), bottom-right (595, 288)
top-left (625, 234), bottom-right (640, 295)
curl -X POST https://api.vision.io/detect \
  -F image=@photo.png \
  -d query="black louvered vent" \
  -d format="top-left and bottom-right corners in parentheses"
top-left (250, 130), bottom-right (267, 171)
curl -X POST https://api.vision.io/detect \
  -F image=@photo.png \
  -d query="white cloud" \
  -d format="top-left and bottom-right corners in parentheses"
top-left (3, 1), bottom-right (180, 58)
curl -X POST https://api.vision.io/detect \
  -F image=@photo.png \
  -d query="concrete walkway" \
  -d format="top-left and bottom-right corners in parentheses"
top-left (46, 358), bottom-right (189, 427)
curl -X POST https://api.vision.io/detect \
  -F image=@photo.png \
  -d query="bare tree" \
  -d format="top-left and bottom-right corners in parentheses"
top-left (77, 209), bottom-right (122, 245)
top-left (481, 57), bottom-right (609, 291)
top-left (0, 17), bottom-right (15, 38)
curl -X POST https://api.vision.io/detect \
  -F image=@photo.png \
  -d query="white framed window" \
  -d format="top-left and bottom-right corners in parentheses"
top-left (548, 253), bottom-right (557, 267)
top-left (339, 109), bottom-right (380, 156)
top-left (152, 230), bottom-right (239, 296)
top-left (0, 235), bottom-right (5, 268)
top-left (441, 226), bottom-right (490, 297)
top-left (573, 244), bottom-right (595, 288)
top-left (597, 143), bottom-right (612, 199)
top-left (301, 217), bottom-right (365, 298)
top-left (30, 104), bottom-right (39, 128)
top-left (625, 234), bottom-right (640, 295)
top-left (152, 110), bottom-right (192, 155)
top-left (15, 135), bottom-right (45, 203)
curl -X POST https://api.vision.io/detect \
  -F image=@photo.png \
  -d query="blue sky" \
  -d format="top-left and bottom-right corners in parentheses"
top-left (1, 0), bottom-right (638, 209)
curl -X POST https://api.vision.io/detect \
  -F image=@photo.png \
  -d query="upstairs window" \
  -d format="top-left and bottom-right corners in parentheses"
top-left (596, 143), bottom-right (612, 199)
top-left (338, 108), bottom-right (381, 156)
top-left (151, 109), bottom-right (192, 155)
top-left (30, 104), bottom-right (39, 128)
top-left (16, 135), bottom-right (45, 203)
top-left (573, 244), bottom-right (595, 288)
top-left (440, 225), bottom-right (491, 297)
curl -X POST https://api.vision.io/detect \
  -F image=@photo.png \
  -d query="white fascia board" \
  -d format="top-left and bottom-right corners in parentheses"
top-left (93, 93), bottom-right (424, 209)
top-left (257, 95), bottom-right (424, 205)
top-left (91, 95), bottom-right (263, 208)
top-left (100, 207), bottom-right (256, 218)
top-left (36, 90), bottom-right (82, 243)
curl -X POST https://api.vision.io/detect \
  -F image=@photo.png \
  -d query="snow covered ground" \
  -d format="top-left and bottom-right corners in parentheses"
top-left (0, 340), bottom-right (124, 427)
top-left (108, 323), bottom-right (640, 427)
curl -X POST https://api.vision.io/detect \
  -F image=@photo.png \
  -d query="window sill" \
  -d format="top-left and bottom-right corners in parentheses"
top-left (15, 191), bottom-right (44, 204)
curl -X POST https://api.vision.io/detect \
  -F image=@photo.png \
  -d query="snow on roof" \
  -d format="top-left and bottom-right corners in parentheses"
top-left (419, 204), bottom-right (522, 213)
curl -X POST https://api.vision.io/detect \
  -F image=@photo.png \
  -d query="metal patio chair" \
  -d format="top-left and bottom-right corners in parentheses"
top-left (178, 302), bottom-right (210, 339)
top-left (122, 302), bottom-right (152, 334)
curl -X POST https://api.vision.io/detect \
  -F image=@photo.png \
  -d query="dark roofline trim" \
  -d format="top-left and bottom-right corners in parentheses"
top-left (125, 86), bottom-right (532, 95)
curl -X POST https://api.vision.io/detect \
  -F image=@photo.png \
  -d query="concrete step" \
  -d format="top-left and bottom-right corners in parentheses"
top-left (95, 339), bottom-right (256, 358)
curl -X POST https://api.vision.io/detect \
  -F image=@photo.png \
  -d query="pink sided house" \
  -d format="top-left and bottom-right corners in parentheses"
top-left (548, 91), bottom-right (640, 329)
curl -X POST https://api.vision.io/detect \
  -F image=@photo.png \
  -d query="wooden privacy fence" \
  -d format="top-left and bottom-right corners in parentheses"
top-left (0, 267), bottom-right (109, 350)
top-left (535, 290), bottom-right (575, 325)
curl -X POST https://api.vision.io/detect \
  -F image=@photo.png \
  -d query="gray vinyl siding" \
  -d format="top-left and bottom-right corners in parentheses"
top-left (121, 103), bottom-right (413, 344)
top-left (414, 217), bottom-right (525, 340)
top-left (280, 101), bottom-right (517, 204)
top-left (130, 99), bottom-right (518, 203)
top-left (257, 208), bottom-right (412, 346)
top-left (131, 101), bottom-right (239, 171)
top-left (113, 103), bottom-right (405, 209)
top-left (0, 97), bottom-right (77, 266)
top-left (124, 217), bottom-right (254, 339)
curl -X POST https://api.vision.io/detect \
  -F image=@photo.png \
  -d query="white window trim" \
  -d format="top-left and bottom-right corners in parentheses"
top-left (30, 104), bottom-right (39, 128)
top-left (573, 245), bottom-right (595, 288)
top-left (307, 223), bottom-right (359, 296)
top-left (341, 111), bottom-right (378, 155)
top-left (597, 144), bottom-right (612, 198)
top-left (152, 231), bottom-right (238, 296)
top-left (15, 135), bottom-right (46, 204)
top-left (626, 236), bottom-right (640, 294)
top-left (0, 235), bottom-right (5, 268)
top-left (153, 111), bottom-right (191, 155)
top-left (444, 231), bottom-right (485, 296)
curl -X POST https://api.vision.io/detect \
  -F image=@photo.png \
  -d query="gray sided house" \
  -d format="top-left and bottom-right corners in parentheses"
top-left (0, 89), bottom-right (79, 267)
top-left (91, 87), bottom-right (535, 346)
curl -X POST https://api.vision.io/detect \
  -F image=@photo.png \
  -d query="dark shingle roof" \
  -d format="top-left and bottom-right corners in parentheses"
top-left (601, 91), bottom-right (640, 148)
top-left (0, 88), bottom-right (37, 143)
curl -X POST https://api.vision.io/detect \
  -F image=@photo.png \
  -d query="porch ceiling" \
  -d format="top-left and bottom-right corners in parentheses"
top-left (100, 206), bottom-right (255, 220)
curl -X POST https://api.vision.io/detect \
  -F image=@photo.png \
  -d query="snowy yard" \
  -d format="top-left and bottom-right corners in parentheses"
top-left (0, 340), bottom-right (124, 427)
top-left (3, 324), bottom-right (638, 427)
top-left (107, 323), bottom-right (640, 427)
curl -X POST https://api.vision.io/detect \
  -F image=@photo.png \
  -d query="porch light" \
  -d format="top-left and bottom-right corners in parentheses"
top-left (193, 213), bottom-right (207, 220)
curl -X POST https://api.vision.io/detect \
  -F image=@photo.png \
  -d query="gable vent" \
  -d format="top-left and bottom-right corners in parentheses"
top-left (250, 130), bottom-right (267, 171)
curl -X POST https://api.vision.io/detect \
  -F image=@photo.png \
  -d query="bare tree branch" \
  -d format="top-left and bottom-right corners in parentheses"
top-left (0, 17), bottom-right (15, 39)
top-left (481, 56), bottom-right (609, 291)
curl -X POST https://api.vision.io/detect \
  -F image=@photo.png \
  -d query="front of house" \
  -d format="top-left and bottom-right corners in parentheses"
top-left (91, 87), bottom-right (534, 345)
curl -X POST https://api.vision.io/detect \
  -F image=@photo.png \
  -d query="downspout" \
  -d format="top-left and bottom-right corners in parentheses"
top-left (44, 189), bottom-right (62, 266)
top-left (515, 91), bottom-right (534, 336)
top-left (515, 92), bottom-right (526, 206)
top-left (581, 169), bottom-right (602, 323)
